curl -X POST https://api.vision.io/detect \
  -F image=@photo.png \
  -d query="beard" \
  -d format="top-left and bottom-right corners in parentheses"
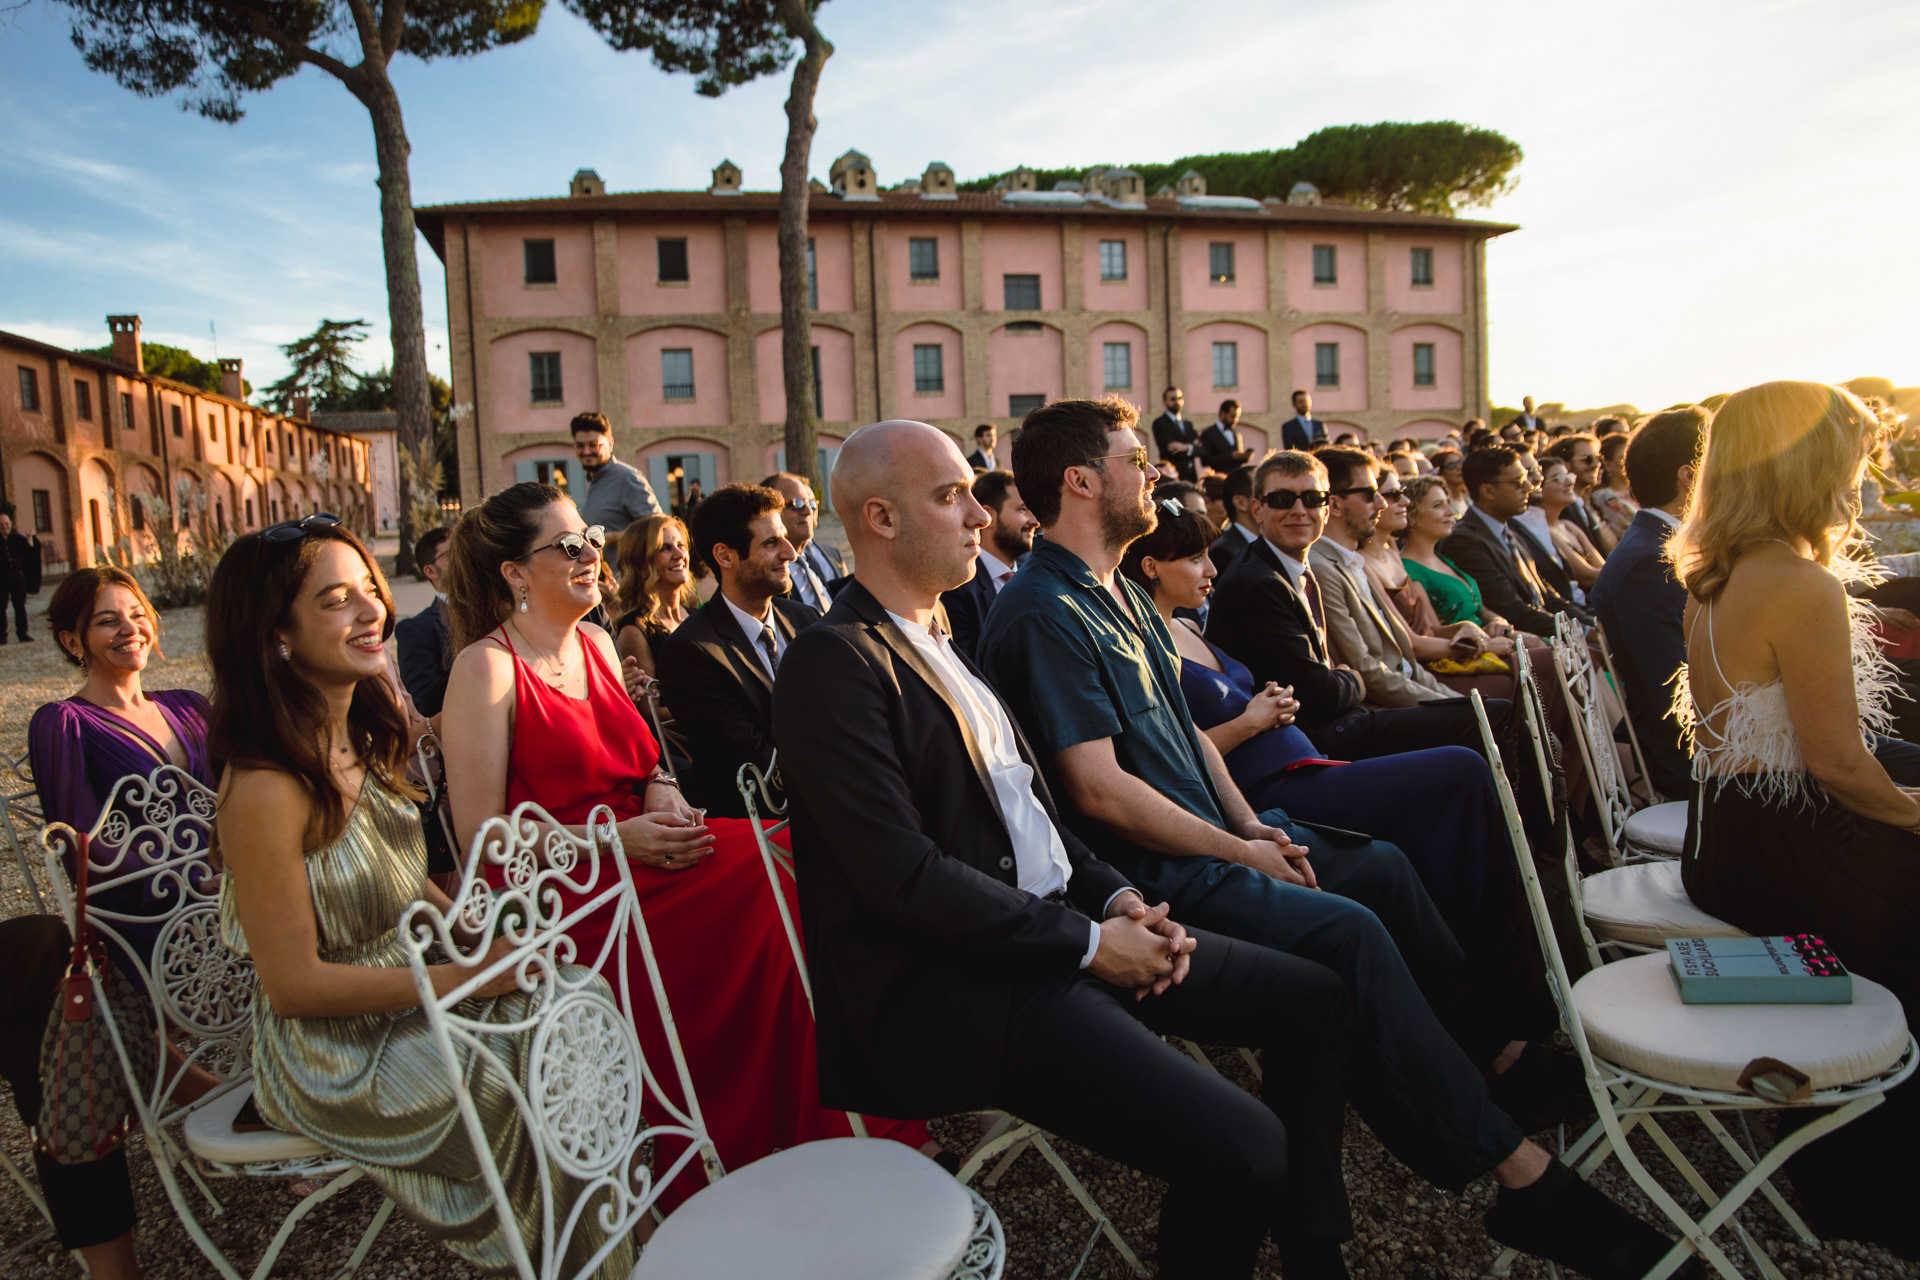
top-left (1100, 478), bottom-right (1156, 550)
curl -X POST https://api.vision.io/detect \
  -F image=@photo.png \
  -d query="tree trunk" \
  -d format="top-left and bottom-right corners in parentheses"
top-left (776, 0), bottom-right (832, 490)
top-left (361, 61), bottom-right (431, 575)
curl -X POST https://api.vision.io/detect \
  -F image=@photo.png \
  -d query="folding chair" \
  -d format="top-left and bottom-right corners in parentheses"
top-left (407, 798), bottom-right (1006, 1279)
top-left (736, 756), bottom-right (1148, 1278)
top-left (1519, 633), bottom-right (1749, 958)
top-left (1594, 622), bottom-right (1662, 805)
top-left (1551, 615), bottom-right (1689, 863)
top-left (1, 745), bottom-right (50, 913)
top-left (1472, 692), bottom-right (1917, 1280)
top-left (40, 765), bottom-right (395, 1280)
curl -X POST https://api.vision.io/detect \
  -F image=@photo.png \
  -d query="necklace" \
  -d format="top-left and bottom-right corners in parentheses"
top-left (509, 620), bottom-right (574, 688)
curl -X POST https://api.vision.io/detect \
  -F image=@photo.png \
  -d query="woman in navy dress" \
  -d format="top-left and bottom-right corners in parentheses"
top-left (1122, 502), bottom-right (1554, 1078)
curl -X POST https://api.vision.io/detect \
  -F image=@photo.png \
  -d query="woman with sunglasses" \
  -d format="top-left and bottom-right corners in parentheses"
top-left (1121, 501), bottom-right (1564, 1106)
top-left (437, 483), bottom-right (933, 1213)
top-left (207, 516), bottom-right (630, 1275)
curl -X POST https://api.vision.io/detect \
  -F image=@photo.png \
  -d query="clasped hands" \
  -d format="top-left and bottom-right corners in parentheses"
top-left (1089, 891), bottom-right (1196, 1001)
top-left (618, 778), bottom-right (716, 872)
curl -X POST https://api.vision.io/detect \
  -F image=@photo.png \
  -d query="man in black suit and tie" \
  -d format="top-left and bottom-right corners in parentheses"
top-left (965, 422), bottom-right (999, 472)
top-left (657, 483), bottom-right (821, 818)
top-left (395, 527), bottom-right (454, 716)
top-left (1504, 395), bottom-right (1544, 438)
top-left (1208, 466), bottom-right (1261, 571)
top-left (1280, 389), bottom-right (1327, 453)
top-left (775, 417), bottom-right (1368, 1279)
top-left (943, 469), bottom-right (1035, 661)
top-left (1197, 399), bottom-right (1255, 475)
top-left (1149, 387), bottom-right (1200, 482)
top-left (1438, 447), bottom-right (1592, 638)
top-left (762, 472), bottom-right (845, 614)
top-left (1207, 451), bottom-right (1507, 760)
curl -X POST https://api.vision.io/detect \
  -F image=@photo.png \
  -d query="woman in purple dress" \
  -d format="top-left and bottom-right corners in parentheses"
top-left (17, 567), bottom-right (217, 1280)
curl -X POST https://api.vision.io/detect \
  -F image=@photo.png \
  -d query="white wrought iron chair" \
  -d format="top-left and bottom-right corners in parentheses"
top-left (1524, 628), bottom-right (1749, 955)
top-left (1, 744), bottom-right (50, 913)
top-left (1594, 622), bottom-right (1662, 805)
top-left (406, 798), bottom-right (1003, 1279)
top-left (1551, 615), bottom-right (1689, 863)
top-left (1472, 692), bottom-right (1917, 1280)
top-left (40, 765), bottom-right (396, 1280)
top-left (736, 756), bottom-right (1147, 1279)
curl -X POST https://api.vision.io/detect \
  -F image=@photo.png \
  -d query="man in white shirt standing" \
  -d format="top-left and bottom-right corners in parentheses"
top-left (944, 469), bottom-right (1037, 660)
top-left (772, 418), bottom-right (1365, 1280)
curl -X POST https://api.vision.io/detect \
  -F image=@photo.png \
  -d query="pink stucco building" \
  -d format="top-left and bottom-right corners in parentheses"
top-left (417, 157), bottom-right (1514, 508)
top-left (1, 317), bottom-right (375, 574)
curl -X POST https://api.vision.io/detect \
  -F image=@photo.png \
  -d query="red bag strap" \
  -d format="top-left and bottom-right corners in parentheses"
top-left (67, 830), bottom-right (93, 970)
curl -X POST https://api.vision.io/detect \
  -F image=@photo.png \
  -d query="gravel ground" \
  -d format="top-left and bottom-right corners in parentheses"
top-left (1, 582), bottom-right (1915, 1279)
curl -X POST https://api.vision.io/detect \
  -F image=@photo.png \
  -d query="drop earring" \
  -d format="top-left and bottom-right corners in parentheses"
top-left (279, 641), bottom-right (292, 660)
top-left (76, 651), bottom-right (88, 675)
top-left (518, 587), bottom-right (529, 613)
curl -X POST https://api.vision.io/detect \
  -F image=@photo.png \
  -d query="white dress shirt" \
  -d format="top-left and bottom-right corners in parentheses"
top-left (790, 548), bottom-right (834, 613)
top-left (1264, 537), bottom-right (1309, 591)
top-left (1233, 521), bottom-right (1260, 548)
top-left (1647, 506), bottom-right (1682, 530)
top-left (803, 542), bottom-right (840, 585)
top-left (725, 593), bottom-right (785, 680)
top-left (884, 609), bottom-right (1119, 968)
top-left (977, 548), bottom-right (1018, 593)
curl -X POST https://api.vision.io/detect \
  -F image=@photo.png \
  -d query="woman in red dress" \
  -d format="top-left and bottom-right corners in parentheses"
top-left (439, 483), bottom-right (930, 1210)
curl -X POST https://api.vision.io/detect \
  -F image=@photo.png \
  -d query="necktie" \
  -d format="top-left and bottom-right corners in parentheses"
top-left (1502, 527), bottom-right (1542, 604)
top-left (758, 625), bottom-right (781, 676)
top-left (798, 558), bottom-right (829, 611)
top-left (1299, 567), bottom-right (1328, 640)
top-left (998, 570), bottom-right (1014, 588)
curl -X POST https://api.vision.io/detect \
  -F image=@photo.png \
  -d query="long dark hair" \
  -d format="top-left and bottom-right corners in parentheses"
top-left (444, 482), bottom-right (566, 654)
top-left (206, 525), bottom-right (417, 846)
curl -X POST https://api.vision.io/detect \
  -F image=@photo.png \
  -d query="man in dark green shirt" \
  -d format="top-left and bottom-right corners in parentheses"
top-left (977, 397), bottom-right (1690, 1280)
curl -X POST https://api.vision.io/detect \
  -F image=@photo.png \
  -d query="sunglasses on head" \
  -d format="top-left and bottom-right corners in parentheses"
top-left (523, 526), bottom-right (607, 561)
top-left (260, 513), bottom-right (341, 542)
top-left (1260, 489), bottom-right (1330, 510)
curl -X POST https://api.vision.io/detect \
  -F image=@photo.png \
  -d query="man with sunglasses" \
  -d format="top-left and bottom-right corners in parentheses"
top-left (1438, 446), bottom-right (1591, 638)
top-left (975, 400), bottom-right (1687, 1280)
top-left (571, 411), bottom-right (662, 536)
top-left (761, 472), bottom-right (845, 613)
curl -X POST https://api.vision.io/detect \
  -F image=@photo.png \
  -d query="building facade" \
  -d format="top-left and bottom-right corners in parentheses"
top-left (418, 158), bottom-right (1515, 510)
top-left (1, 317), bottom-right (375, 575)
top-left (312, 411), bottom-right (401, 537)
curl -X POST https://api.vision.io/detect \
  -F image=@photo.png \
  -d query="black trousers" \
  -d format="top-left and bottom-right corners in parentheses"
top-left (0, 916), bottom-right (138, 1250)
top-left (1308, 697), bottom-right (1512, 763)
top-left (989, 928), bottom-right (1354, 1280)
top-left (1, 587), bottom-right (27, 640)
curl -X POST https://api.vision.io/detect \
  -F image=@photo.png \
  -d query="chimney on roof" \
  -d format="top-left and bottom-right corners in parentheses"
top-left (219, 358), bottom-right (244, 401)
top-left (829, 150), bottom-right (878, 200)
top-left (920, 162), bottom-right (956, 199)
top-left (1005, 166), bottom-right (1037, 193)
top-left (107, 315), bottom-right (142, 373)
top-left (709, 159), bottom-right (742, 195)
top-left (570, 169), bottom-right (606, 198)
top-left (292, 393), bottom-right (310, 422)
top-left (1176, 168), bottom-right (1207, 198)
top-left (1104, 167), bottom-right (1144, 206)
top-left (1287, 181), bottom-right (1322, 207)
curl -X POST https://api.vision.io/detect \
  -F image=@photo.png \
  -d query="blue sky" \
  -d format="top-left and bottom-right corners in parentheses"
top-left (3, 0), bottom-right (1917, 412)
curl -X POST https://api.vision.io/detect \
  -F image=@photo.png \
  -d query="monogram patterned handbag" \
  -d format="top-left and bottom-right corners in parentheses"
top-left (37, 832), bottom-right (156, 1164)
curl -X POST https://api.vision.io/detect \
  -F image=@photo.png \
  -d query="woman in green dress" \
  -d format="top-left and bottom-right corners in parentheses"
top-left (207, 517), bottom-right (631, 1278)
top-left (1400, 475), bottom-right (1517, 630)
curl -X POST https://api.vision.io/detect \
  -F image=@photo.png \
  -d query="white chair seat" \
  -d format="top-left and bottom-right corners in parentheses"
top-left (1575, 953), bottom-right (1910, 1093)
top-left (633, 1138), bottom-right (976, 1280)
top-left (1582, 861), bottom-right (1749, 947)
top-left (1622, 801), bottom-right (1688, 855)
top-left (183, 1083), bottom-right (327, 1165)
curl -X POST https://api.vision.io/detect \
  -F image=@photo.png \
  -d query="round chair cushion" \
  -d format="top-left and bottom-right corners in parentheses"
top-left (633, 1138), bottom-right (977, 1280)
top-left (182, 1082), bottom-right (328, 1165)
top-left (1622, 801), bottom-right (1688, 855)
top-left (1575, 952), bottom-right (1910, 1093)
top-left (1582, 861), bottom-right (1749, 947)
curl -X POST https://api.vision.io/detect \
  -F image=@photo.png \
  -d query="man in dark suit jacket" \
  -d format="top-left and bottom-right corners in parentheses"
top-left (1206, 453), bottom-right (1505, 760)
top-left (1590, 409), bottom-right (1703, 799)
top-left (1207, 466), bottom-right (1260, 572)
top-left (1280, 389), bottom-right (1327, 452)
top-left (1197, 400), bottom-right (1255, 474)
top-left (0, 511), bottom-right (41, 643)
top-left (775, 419), bottom-right (1367, 1277)
top-left (1149, 387), bottom-right (1200, 482)
top-left (1439, 447), bottom-right (1592, 637)
top-left (657, 484), bottom-right (821, 818)
top-left (965, 422), bottom-right (999, 472)
top-left (943, 469), bottom-right (1033, 661)
top-left (761, 471), bottom-right (844, 614)
top-left (395, 527), bottom-right (454, 716)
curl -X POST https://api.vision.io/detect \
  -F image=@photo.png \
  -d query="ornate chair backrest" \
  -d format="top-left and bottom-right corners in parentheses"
top-left (736, 753), bottom-right (807, 1008)
top-left (39, 765), bottom-right (252, 1109)
top-left (1550, 612), bottom-right (1634, 860)
top-left (3, 745), bottom-right (48, 913)
top-left (1514, 650), bottom-right (1605, 973)
top-left (401, 801), bottom-right (720, 1280)
top-left (1470, 692), bottom-right (1605, 1081)
top-left (1592, 622), bottom-right (1657, 803)
top-left (411, 729), bottom-right (459, 856)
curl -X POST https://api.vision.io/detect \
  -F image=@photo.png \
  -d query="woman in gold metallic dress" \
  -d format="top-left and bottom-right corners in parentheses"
top-left (206, 516), bottom-right (630, 1277)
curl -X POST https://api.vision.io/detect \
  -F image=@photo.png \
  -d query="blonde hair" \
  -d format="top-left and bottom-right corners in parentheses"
top-left (613, 514), bottom-right (699, 625)
top-left (1670, 381), bottom-right (1882, 602)
top-left (1401, 473), bottom-right (1450, 512)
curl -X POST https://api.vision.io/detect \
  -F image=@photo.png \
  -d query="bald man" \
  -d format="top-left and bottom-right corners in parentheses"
top-left (771, 421), bottom-right (1361, 1279)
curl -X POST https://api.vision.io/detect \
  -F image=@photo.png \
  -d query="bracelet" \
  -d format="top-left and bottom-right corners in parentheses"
top-left (644, 768), bottom-right (680, 790)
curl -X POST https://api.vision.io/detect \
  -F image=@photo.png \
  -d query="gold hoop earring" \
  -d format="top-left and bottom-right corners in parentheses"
top-left (518, 586), bottom-right (529, 614)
